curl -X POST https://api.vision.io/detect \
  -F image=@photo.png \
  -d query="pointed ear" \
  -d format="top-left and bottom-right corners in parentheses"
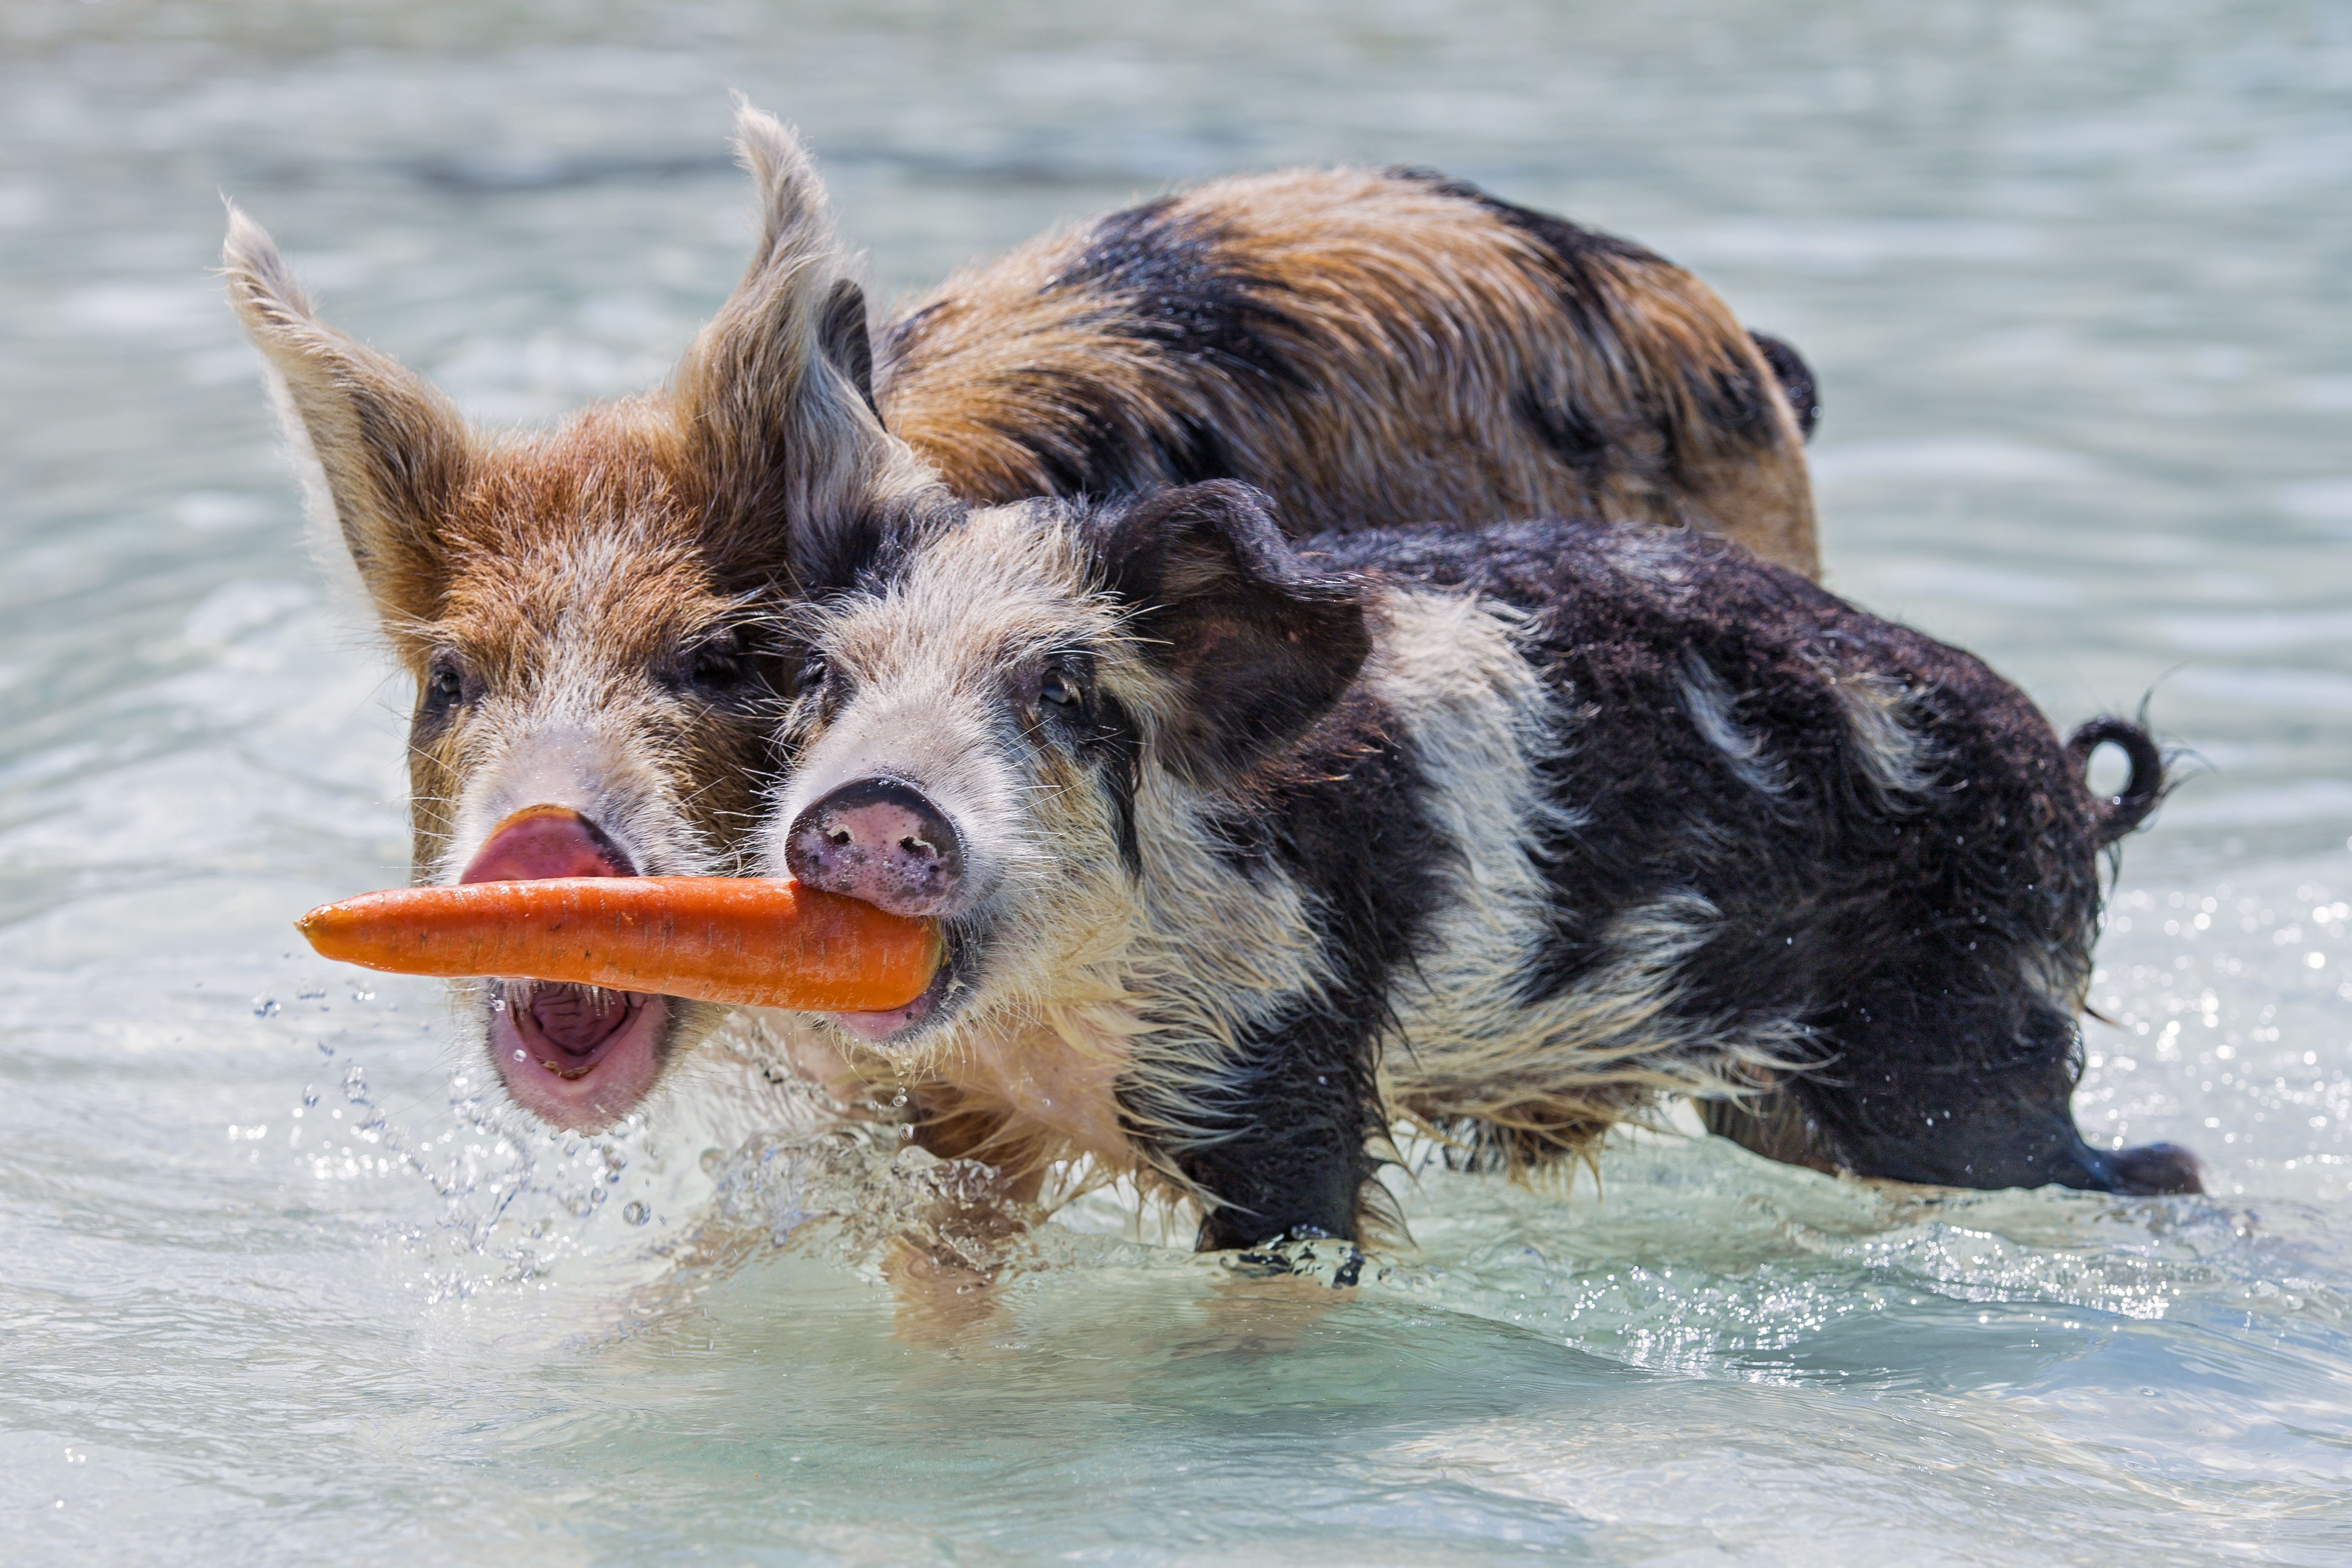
top-left (1095, 481), bottom-right (1371, 783)
top-left (221, 204), bottom-right (470, 630)
top-left (674, 102), bottom-right (904, 581)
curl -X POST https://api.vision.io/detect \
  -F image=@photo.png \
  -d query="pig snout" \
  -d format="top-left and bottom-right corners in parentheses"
top-left (785, 779), bottom-right (963, 917)
top-left (461, 803), bottom-right (636, 882)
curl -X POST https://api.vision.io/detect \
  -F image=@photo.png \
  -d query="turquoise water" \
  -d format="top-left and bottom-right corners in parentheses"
top-left (2, 1), bottom-right (2348, 1561)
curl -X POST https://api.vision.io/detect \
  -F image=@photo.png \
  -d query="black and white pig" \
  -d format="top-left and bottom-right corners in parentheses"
top-left (759, 481), bottom-right (2200, 1249)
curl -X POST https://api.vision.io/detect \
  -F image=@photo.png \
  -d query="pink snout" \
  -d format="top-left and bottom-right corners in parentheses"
top-left (460, 803), bottom-right (635, 883)
top-left (784, 779), bottom-right (963, 918)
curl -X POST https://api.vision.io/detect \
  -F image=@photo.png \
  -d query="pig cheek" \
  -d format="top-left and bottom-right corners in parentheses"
top-left (405, 727), bottom-right (469, 875)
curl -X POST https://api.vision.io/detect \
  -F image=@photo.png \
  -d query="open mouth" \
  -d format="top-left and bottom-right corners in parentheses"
top-left (822, 926), bottom-right (970, 1046)
top-left (462, 803), bottom-right (668, 1132)
top-left (488, 979), bottom-right (668, 1130)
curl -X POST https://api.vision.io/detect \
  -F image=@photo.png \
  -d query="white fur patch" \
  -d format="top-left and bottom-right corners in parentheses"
top-left (1680, 649), bottom-right (1791, 802)
top-left (1368, 590), bottom-right (1807, 1148)
top-left (1832, 670), bottom-right (1937, 803)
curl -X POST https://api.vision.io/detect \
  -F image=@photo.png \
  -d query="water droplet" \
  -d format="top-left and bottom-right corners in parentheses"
top-left (623, 1201), bottom-right (650, 1225)
top-left (252, 996), bottom-right (279, 1019)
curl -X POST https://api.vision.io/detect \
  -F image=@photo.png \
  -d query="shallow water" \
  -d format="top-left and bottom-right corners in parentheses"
top-left (2, 0), bottom-right (2349, 1561)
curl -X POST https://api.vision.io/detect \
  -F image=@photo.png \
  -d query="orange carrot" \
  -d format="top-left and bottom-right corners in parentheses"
top-left (295, 878), bottom-right (942, 1012)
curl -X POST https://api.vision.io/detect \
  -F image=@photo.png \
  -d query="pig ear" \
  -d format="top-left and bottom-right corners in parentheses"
top-left (817, 277), bottom-right (879, 418)
top-left (222, 204), bottom-right (471, 629)
top-left (675, 102), bottom-right (905, 579)
top-left (1095, 480), bottom-right (1371, 783)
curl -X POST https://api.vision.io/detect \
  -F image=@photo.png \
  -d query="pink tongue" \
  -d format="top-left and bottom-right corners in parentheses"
top-left (528, 986), bottom-right (631, 1056)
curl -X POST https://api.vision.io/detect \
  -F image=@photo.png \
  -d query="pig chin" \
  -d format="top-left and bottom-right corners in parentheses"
top-left (820, 926), bottom-right (974, 1050)
top-left (487, 982), bottom-right (669, 1131)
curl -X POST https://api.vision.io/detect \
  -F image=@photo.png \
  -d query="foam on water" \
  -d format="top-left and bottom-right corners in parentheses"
top-left (3, 0), bottom-right (2349, 1562)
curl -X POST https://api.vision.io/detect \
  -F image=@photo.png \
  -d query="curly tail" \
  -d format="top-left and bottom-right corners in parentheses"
top-left (2066, 717), bottom-right (2166, 845)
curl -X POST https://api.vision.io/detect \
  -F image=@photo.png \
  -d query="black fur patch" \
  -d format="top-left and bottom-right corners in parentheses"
top-left (1395, 168), bottom-right (1789, 466)
top-left (1053, 197), bottom-right (1305, 391)
top-left (780, 491), bottom-right (959, 603)
top-left (1389, 169), bottom-right (1651, 480)
top-left (1155, 683), bottom-right (1453, 1248)
top-left (1091, 482), bottom-right (1371, 784)
top-left (976, 197), bottom-right (1314, 502)
top-left (819, 280), bottom-right (880, 419)
top-left (1685, 360), bottom-right (1773, 443)
top-left (1084, 688), bottom-right (1145, 878)
top-left (1388, 167), bottom-right (1660, 337)
top-left (987, 367), bottom-right (1243, 501)
top-left (1512, 385), bottom-right (1614, 475)
top-left (1748, 331), bottom-right (1820, 440)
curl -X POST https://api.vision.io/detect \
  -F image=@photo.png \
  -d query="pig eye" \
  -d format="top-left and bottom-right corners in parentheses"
top-left (792, 655), bottom-right (829, 699)
top-left (1039, 670), bottom-right (1082, 708)
top-left (421, 654), bottom-right (470, 714)
top-left (668, 628), bottom-right (768, 704)
top-left (687, 641), bottom-right (746, 693)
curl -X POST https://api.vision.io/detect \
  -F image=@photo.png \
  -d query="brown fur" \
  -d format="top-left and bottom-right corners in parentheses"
top-left (881, 166), bottom-right (1818, 574)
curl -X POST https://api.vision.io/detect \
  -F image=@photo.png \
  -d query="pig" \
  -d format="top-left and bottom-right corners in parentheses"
top-left (757, 481), bottom-right (2200, 1250)
top-left (223, 102), bottom-right (1821, 1130)
top-left (878, 167), bottom-right (1820, 571)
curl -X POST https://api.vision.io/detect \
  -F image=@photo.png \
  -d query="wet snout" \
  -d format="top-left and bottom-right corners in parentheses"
top-left (785, 779), bottom-right (963, 917)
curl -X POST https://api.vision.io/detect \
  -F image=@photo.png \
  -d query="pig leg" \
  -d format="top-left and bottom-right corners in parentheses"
top-left (1150, 1014), bottom-right (1385, 1251)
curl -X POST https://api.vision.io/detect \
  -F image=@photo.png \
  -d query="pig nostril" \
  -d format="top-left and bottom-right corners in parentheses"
top-left (787, 780), bottom-right (961, 910)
